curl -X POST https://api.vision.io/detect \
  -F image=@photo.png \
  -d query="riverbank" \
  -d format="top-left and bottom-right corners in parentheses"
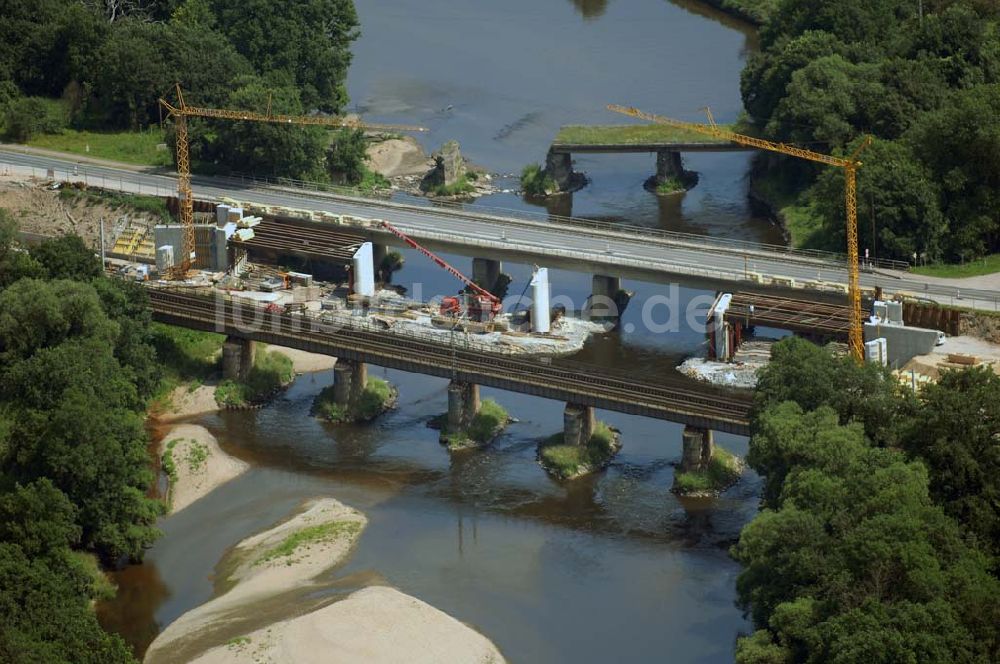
top-left (154, 345), bottom-right (336, 424)
top-left (190, 586), bottom-right (506, 664)
top-left (160, 424), bottom-right (249, 514)
top-left (143, 497), bottom-right (506, 664)
top-left (144, 498), bottom-right (367, 664)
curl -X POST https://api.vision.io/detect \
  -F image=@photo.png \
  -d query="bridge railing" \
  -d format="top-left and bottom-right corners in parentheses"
top-left (207, 169), bottom-right (913, 272)
top-left (0, 157), bottom-right (911, 272)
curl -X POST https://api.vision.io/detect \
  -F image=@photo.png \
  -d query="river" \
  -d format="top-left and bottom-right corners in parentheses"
top-left (99, 2), bottom-right (767, 662)
top-left (348, 0), bottom-right (779, 244)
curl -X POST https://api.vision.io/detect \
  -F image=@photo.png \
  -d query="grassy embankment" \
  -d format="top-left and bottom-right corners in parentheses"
top-left (440, 399), bottom-right (509, 450)
top-left (149, 323), bottom-right (225, 411)
top-left (27, 127), bottom-right (173, 167)
top-left (312, 376), bottom-right (396, 423)
top-left (539, 421), bottom-right (619, 479)
top-left (214, 348), bottom-right (295, 408)
top-left (672, 447), bottom-right (742, 495)
top-left (910, 254), bottom-right (1000, 278)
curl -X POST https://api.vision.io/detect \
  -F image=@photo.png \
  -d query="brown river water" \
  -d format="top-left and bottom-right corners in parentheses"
top-left (99, 2), bottom-right (772, 661)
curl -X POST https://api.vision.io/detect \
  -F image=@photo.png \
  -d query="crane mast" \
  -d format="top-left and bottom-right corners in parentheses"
top-left (607, 103), bottom-right (870, 362)
top-left (158, 84), bottom-right (426, 279)
top-left (378, 220), bottom-right (503, 319)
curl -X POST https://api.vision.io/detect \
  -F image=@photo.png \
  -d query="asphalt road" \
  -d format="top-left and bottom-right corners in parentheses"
top-left (2, 147), bottom-right (997, 312)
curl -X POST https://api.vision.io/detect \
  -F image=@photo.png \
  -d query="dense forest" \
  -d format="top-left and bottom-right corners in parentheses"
top-left (736, 337), bottom-right (1000, 663)
top-left (0, 0), bottom-right (365, 182)
top-left (742, 0), bottom-right (1000, 263)
top-left (0, 210), bottom-right (165, 662)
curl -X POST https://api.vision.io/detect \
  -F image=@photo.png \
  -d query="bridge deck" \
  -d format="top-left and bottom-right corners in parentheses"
top-left (551, 124), bottom-right (751, 153)
top-left (234, 216), bottom-right (365, 262)
top-left (726, 292), bottom-right (851, 339)
top-left (148, 288), bottom-right (752, 435)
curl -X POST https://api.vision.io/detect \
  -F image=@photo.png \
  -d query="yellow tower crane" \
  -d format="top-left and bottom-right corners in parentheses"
top-left (158, 84), bottom-right (426, 278)
top-left (607, 103), bottom-right (872, 362)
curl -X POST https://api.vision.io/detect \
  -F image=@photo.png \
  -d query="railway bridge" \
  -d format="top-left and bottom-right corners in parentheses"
top-left (148, 289), bottom-right (753, 457)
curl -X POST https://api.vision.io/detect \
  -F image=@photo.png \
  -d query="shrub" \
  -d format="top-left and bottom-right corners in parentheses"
top-left (4, 97), bottom-right (68, 142)
top-left (466, 399), bottom-right (508, 443)
top-left (521, 163), bottom-right (555, 197)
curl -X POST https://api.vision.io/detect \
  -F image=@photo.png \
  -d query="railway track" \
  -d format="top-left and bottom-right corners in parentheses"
top-left (148, 288), bottom-right (752, 432)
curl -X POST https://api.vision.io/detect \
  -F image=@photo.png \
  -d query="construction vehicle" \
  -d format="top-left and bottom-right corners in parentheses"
top-left (608, 103), bottom-right (871, 361)
top-left (378, 220), bottom-right (503, 322)
top-left (157, 84), bottom-right (426, 280)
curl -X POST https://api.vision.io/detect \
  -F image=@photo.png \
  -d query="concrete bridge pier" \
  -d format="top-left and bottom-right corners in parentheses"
top-left (447, 381), bottom-right (481, 430)
top-left (680, 426), bottom-right (714, 472)
top-left (472, 258), bottom-right (502, 293)
top-left (333, 359), bottom-right (368, 407)
top-left (564, 403), bottom-right (596, 447)
top-left (222, 336), bottom-right (255, 381)
top-left (585, 274), bottom-right (631, 324)
top-left (371, 242), bottom-right (388, 272)
top-left (545, 149), bottom-right (575, 192)
top-left (655, 150), bottom-right (684, 184)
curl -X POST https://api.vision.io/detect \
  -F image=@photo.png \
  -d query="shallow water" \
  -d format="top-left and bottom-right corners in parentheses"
top-left (99, 3), bottom-right (769, 661)
top-left (347, 0), bottom-right (782, 244)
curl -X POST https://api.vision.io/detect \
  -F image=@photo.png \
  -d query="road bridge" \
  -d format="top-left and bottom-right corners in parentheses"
top-left (148, 288), bottom-right (752, 438)
top-left (2, 148), bottom-right (997, 314)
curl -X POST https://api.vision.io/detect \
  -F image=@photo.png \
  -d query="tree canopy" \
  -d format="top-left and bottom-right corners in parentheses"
top-left (744, 0), bottom-right (1000, 262)
top-left (0, 0), bottom-right (360, 176)
top-left (737, 337), bottom-right (1000, 662)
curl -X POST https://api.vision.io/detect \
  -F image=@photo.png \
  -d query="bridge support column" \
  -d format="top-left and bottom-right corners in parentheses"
top-left (585, 274), bottom-right (631, 323)
top-left (564, 403), bottom-right (595, 447)
top-left (545, 149), bottom-right (574, 192)
top-left (472, 258), bottom-right (502, 293)
top-left (371, 242), bottom-right (388, 273)
top-left (447, 381), bottom-right (481, 430)
top-left (655, 150), bottom-right (684, 183)
top-left (681, 426), bottom-right (714, 472)
top-left (222, 336), bottom-right (255, 381)
top-left (333, 359), bottom-right (368, 407)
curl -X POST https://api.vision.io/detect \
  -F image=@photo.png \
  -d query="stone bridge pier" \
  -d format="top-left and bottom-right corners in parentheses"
top-left (222, 336), bottom-right (255, 381)
top-left (545, 149), bottom-right (575, 192)
top-left (333, 359), bottom-right (368, 408)
top-left (655, 150), bottom-right (684, 184)
top-left (680, 426), bottom-right (714, 472)
top-left (472, 258), bottom-right (502, 293)
top-left (585, 274), bottom-right (631, 325)
top-left (447, 380), bottom-right (481, 430)
top-left (564, 403), bottom-right (596, 447)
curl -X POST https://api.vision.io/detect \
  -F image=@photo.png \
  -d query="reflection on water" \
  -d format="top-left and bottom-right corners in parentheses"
top-left (102, 368), bottom-right (760, 662)
top-left (570, 0), bottom-right (610, 19)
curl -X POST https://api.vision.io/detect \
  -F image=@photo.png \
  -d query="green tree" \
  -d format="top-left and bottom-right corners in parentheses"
top-left (735, 401), bottom-right (1000, 663)
top-left (194, 78), bottom-right (327, 179)
top-left (31, 234), bottom-right (101, 281)
top-left (2, 96), bottom-right (67, 141)
top-left (0, 481), bottom-right (135, 663)
top-left (903, 366), bottom-right (1000, 557)
top-left (811, 137), bottom-right (947, 261)
top-left (752, 337), bottom-right (915, 447)
top-left (210, 0), bottom-right (360, 112)
top-left (0, 210), bottom-right (46, 289)
top-left (907, 83), bottom-right (1000, 260)
top-left (326, 127), bottom-right (368, 184)
top-left (741, 30), bottom-right (852, 126)
top-left (0, 280), bottom-right (162, 561)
